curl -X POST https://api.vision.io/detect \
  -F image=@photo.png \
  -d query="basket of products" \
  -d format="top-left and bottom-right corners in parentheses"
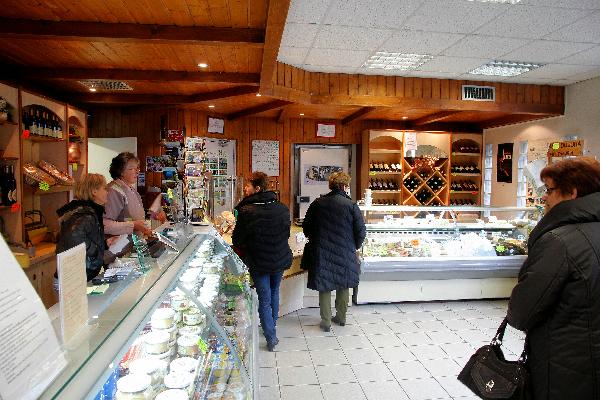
top-left (38, 160), bottom-right (74, 185)
top-left (23, 163), bottom-right (56, 187)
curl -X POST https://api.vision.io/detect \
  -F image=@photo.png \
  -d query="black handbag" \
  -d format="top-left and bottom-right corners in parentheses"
top-left (457, 318), bottom-right (531, 399)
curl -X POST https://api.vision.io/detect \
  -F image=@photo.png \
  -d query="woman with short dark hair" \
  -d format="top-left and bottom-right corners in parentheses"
top-left (104, 152), bottom-right (166, 237)
top-left (302, 172), bottom-right (366, 332)
top-left (232, 171), bottom-right (292, 351)
top-left (507, 157), bottom-right (600, 399)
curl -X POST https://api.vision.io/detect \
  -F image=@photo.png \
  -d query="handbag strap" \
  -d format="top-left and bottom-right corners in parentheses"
top-left (491, 317), bottom-right (529, 364)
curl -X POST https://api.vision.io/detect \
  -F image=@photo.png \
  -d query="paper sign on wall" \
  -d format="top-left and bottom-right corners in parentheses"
top-left (404, 132), bottom-right (418, 151)
top-left (547, 139), bottom-right (583, 158)
top-left (208, 117), bottom-right (225, 134)
top-left (0, 237), bottom-right (66, 400)
top-left (316, 123), bottom-right (336, 138)
top-left (252, 140), bottom-right (280, 176)
top-left (57, 243), bottom-right (89, 343)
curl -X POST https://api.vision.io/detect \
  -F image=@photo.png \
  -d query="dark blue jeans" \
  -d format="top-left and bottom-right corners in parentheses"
top-left (251, 271), bottom-right (284, 344)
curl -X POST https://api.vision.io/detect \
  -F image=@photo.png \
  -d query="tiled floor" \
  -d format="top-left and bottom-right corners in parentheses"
top-left (257, 299), bottom-right (525, 400)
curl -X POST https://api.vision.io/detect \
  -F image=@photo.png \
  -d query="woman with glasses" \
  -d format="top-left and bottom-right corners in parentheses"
top-left (507, 157), bottom-right (600, 399)
top-left (104, 152), bottom-right (166, 237)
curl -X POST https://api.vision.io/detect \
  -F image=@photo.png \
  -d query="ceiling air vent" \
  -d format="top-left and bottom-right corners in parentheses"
top-left (462, 85), bottom-right (495, 102)
top-left (79, 80), bottom-right (133, 91)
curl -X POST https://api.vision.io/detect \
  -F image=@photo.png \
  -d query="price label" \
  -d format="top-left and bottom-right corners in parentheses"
top-left (167, 188), bottom-right (174, 199)
top-left (22, 130), bottom-right (30, 139)
top-left (39, 182), bottom-right (50, 191)
top-left (197, 337), bottom-right (208, 354)
top-left (72, 163), bottom-right (78, 172)
top-left (495, 245), bottom-right (506, 252)
top-left (10, 202), bottom-right (20, 213)
top-left (552, 142), bottom-right (560, 150)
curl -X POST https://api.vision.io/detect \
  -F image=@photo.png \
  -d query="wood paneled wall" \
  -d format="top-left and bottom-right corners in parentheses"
top-left (89, 107), bottom-right (463, 209)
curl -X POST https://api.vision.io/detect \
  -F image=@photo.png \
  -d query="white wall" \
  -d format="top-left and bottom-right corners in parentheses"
top-left (484, 76), bottom-right (600, 206)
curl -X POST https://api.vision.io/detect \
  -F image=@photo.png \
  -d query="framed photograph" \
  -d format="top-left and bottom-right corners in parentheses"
top-left (208, 117), bottom-right (225, 134)
top-left (316, 122), bottom-right (336, 138)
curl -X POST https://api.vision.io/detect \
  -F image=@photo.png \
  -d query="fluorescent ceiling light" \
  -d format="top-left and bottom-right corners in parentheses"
top-left (467, 0), bottom-right (522, 3)
top-left (469, 60), bottom-right (545, 77)
top-left (197, 63), bottom-right (208, 68)
top-left (363, 52), bottom-right (433, 70)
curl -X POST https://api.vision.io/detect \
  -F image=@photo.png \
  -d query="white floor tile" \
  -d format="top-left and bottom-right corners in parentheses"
top-left (419, 302), bottom-right (452, 312)
top-left (367, 333), bottom-right (404, 348)
top-left (280, 384), bottom-right (323, 400)
top-left (351, 362), bottom-right (394, 382)
top-left (439, 342), bottom-right (475, 359)
top-left (397, 332), bottom-right (434, 346)
top-left (442, 319), bottom-right (476, 331)
top-left (360, 323), bottom-right (394, 335)
top-left (299, 315), bottom-right (321, 326)
top-left (343, 347), bottom-right (385, 364)
top-left (467, 317), bottom-right (503, 330)
top-left (297, 308), bottom-right (322, 316)
top-left (431, 310), bottom-right (460, 321)
top-left (275, 338), bottom-right (309, 352)
top-left (420, 358), bottom-right (462, 377)
top-left (331, 324), bottom-right (364, 336)
top-left (310, 349), bottom-right (349, 366)
top-left (354, 313), bottom-right (386, 324)
top-left (337, 335), bottom-right (375, 350)
top-left (426, 330), bottom-right (463, 345)
top-left (349, 305), bottom-right (379, 315)
top-left (278, 366), bottom-right (319, 386)
top-left (387, 321), bottom-right (420, 334)
top-left (260, 351), bottom-right (277, 368)
top-left (371, 304), bottom-right (403, 314)
top-left (377, 344), bottom-right (417, 362)
top-left (396, 303), bottom-right (425, 313)
top-left (415, 320), bottom-right (447, 332)
top-left (302, 324), bottom-right (335, 338)
top-left (406, 311), bottom-right (437, 322)
top-left (360, 380), bottom-right (409, 400)
top-left (278, 324), bottom-right (306, 338)
top-left (455, 329), bottom-right (489, 343)
top-left (315, 364), bottom-right (357, 384)
top-left (400, 377), bottom-right (450, 400)
top-left (436, 376), bottom-right (475, 397)
top-left (259, 386), bottom-right (281, 400)
top-left (381, 313), bottom-right (412, 323)
top-left (387, 360), bottom-right (431, 380)
top-left (276, 350), bottom-right (313, 368)
top-left (454, 309), bottom-right (486, 320)
top-left (306, 336), bottom-right (340, 351)
top-left (410, 344), bottom-right (449, 361)
top-left (260, 367), bottom-right (279, 387)
top-left (321, 382), bottom-right (366, 400)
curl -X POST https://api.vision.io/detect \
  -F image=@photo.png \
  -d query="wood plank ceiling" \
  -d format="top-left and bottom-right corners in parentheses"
top-left (0, 0), bottom-right (565, 132)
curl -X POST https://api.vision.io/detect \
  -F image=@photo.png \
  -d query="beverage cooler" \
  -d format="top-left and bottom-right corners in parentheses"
top-left (38, 228), bottom-right (259, 400)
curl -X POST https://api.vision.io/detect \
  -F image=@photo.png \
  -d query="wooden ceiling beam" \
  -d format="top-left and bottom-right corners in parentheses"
top-left (481, 114), bottom-right (555, 129)
top-left (73, 85), bottom-right (258, 104)
top-left (4, 67), bottom-right (260, 85)
top-left (260, 0), bottom-right (291, 91)
top-left (341, 107), bottom-right (377, 125)
top-left (227, 100), bottom-right (292, 120)
top-left (412, 110), bottom-right (462, 126)
top-left (277, 108), bottom-right (286, 123)
top-left (0, 18), bottom-right (265, 45)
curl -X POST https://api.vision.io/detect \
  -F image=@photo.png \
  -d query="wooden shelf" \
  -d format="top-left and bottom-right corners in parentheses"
top-left (451, 173), bottom-right (481, 177)
top-left (0, 206), bottom-right (12, 211)
top-left (0, 120), bottom-right (18, 126)
top-left (369, 149), bottom-right (402, 154)
top-left (26, 184), bottom-right (73, 195)
top-left (450, 190), bottom-right (480, 194)
top-left (371, 190), bottom-right (402, 193)
top-left (369, 171), bottom-right (402, 175)
top-left (30, 242), bottom-right (56, 265)
top-left (0, 157), bottom-right (18, 161)
top-left (24, 136), bottom-right (65, 143)
top-left (452, 152), bottom-right (481, 156)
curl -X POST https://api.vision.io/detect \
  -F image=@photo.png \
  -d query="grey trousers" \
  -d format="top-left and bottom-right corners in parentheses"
top-left (319, 288), bottom-right (350, 327)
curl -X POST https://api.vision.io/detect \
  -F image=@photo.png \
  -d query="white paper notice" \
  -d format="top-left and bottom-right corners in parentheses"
top-left (252, 140), bottom-right (280, 176)
top-left (207, 117), bottom-right (225, 134)
top-left (109, 234), bottom-right (130, 254)
top-left (57, 243), bottom-right (89, 343)
top-left (404, 132), bottom-right (418, 151)
top-left (316, 123), bottom-right (335, 138)
top-left (0, 237), bottom-right (66, 400)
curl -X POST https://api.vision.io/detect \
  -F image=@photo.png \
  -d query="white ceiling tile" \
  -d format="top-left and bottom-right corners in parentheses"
top-left (523, 0), bottom-right (600, 10)
top-left (502, 76), bottom-right (562, 84)
top-left (280, 23), bottom-right (320, 48)
top-left (558, 45), bottom-right (600, 66)
top-left (402, 0), bottom-right (507, 34)
top-left (313, 26), bottom-right (391, 50)
top-left (381, 31), bottom-right (465, 55)
top-left (443, 35), bottom-right (530, 58)
top-left (545, 11), bottom-right (600, 43)
top-left (417, 56), bottom-right (488, 74)
top-left (550, 79), bottom-right (575, 86)
top-left (476, 6), bottom-right (588, 39)
top-left (304, 48), bottom-right (371, 67)
top-left (565, 67), bottom-right (600, 81)
top-left (501, 40), bottom-right (596, 63)
top-left (302, 65), bottom-right (358, 74)
top-left (354, 68), bottom-right (408, 76)
top-left (323, 0), bottom-right (425, 28)
top-left (407, 70), bottom-right (461, 78)
top-left (517, 64), bottom-right (599, 79)
top-left (457, 73), bottom-right (507, 82)
top-left (277, 47), bottom-right (310, 65)
top-left (287, 0), bottom-right (332, 24)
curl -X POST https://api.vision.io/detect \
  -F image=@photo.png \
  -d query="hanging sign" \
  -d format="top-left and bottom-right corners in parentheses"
top-left (207, 117), bottom-right (225, 134)
top-left (316, 123), bottom-right (336, 138)
top-left (404, 132), bottom-right (418, 151)
top-left (547, 139), bottom-right (583, 158)
top-left (252, 140), bottom-right (279, 176)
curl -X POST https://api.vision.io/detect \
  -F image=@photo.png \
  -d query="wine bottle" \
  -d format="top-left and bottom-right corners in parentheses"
top-left (7, 165), bottom-right (16, 204)
top-left (0, 166), bottom-right (9, 205)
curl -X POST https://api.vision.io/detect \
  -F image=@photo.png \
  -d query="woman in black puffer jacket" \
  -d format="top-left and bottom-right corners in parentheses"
top-left (56, 173), bottom-right (109, 282)
top-left (508, 157), bottom-right (600, 399)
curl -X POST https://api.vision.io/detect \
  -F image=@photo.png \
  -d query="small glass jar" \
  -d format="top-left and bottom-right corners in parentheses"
top-left (170, 357), bottom-right (197, 374)
top-left (143, 330), bottom-right (171, 355)
top-left (153, 324), bottom-right (177, 342)
top-left (151, 307), bottom-right (175, 329)
top-left (155, 389), bottom-right (189, 400)
top-left (183, 307), bottom-right (204, 326)
top-left (128, 358), bottom-right (168, 387)
top-left (177, 335), bottom-right (199, 358)
top-left (163, 371), bottom-right (194, 392)
top-left (179, 325), bottom-right (202, 338)
top-left (115, 374), bottom-right (152, 400)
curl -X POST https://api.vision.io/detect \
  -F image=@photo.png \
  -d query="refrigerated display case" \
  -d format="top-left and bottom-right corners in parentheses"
top-left (356, 205), bottom-right (540, 303)
top-left (39, 227), bottom-right (258, 400)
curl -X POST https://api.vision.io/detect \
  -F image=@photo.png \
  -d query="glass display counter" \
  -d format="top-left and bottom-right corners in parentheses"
top-left (39, 226), bottom-right (258, 400)
top-left (356, 205), bottom-right (540, 303)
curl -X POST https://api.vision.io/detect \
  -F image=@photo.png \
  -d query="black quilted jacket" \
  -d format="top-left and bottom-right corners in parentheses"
top-left (232, 191), bottom-right (292, 274)
top-left (56, 200), bottom-right (106, 281)
top-left (302, 189), bottom-right (366, 292)
top-left (508, 192), bottom-right (600, 399)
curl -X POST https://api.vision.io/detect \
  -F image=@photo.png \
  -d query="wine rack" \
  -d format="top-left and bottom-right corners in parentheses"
top-left (402, 157), bottom-right (449, 206)
top-left (450, 137), bottom-right (482, 206)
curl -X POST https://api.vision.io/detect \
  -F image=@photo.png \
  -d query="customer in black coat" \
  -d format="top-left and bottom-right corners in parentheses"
top-left (507, 157), bottom-right (600, 399)
top-left (232, 171), bottom-right (292, 351)
top-left (302, 172), bottom-right (366, 331)
top-left (55, 174), bottom-right (109, 284)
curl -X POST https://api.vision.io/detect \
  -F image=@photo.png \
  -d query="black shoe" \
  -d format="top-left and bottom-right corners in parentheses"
top-left (332, 316), bottom-right (346, 326)
top-left (319, 322), bottom-right (331, 332)
top-left (267, 338), bottom-right (279, 352)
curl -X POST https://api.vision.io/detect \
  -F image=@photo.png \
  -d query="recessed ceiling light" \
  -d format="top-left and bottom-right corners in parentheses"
top-left (402, 116), bottom-right (408, 120)
top-left (256, 93), bottom-right (262, 97)
top-left (469, 60), bottom-right (545, 77)
top-left (299, 113), bottom-right (304, 116)
top-left (208, 105), bottom-right (215, 108)
top-left (89, 87), bottom-right (97, 92)
top-left (468, 0), bottom-right (521, 3)
top-left (197, 63), bottom-right (208, 68)
top-left (363, 52), bottom-right (433, 70)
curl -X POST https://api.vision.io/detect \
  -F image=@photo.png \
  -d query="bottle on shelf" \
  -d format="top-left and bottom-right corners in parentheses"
top-left (7, 165), bottom-right (16, 204)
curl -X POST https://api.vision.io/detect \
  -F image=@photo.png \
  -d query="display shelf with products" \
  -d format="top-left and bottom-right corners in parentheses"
top-left (450, 136), bottom-right (482, 206)
top-left (355, 205), bottom-right (539, 303)
top-left (38, 227), bottom-right (258, 400)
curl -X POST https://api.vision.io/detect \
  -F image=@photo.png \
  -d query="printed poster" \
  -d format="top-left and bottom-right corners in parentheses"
top-left (303, 165), bottom-right (343, 186)
top-left (497, 143), bottom-right (513, 183)
top-left (252, 140), bottom-right (279, 176)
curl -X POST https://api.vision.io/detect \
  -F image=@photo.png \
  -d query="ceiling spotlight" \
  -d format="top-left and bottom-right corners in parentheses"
top-left (299, 113), bottom-right (304, 116)
top-left (402, 116), bottom-right (408, 120)
top-left (208, 105), bottom-right (215, 108)
top-left (256, 93), bottom-right (262, 97)
top-left (197, 63), bottom-right (208, 68)
top-left (89, 87), bottom-right (97, 92)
